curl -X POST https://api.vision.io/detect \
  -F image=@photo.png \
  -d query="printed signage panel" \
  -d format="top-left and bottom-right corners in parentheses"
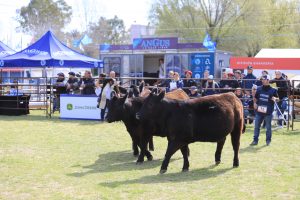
top-left (133, 37), bottom-right (178, 50)
top-left (60, 95), bottom-right (100, 120)
top-left (190, 53), bottom-right (215, 78)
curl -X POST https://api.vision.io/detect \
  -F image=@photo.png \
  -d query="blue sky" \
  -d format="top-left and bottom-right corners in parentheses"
top-left (0, 0), bottom-right (151, 50)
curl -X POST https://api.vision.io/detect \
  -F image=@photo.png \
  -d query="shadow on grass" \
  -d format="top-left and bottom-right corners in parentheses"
top-left (239, 145), bottom-right (267, 154)
top-left (67, 150), bottom-right (179, 177)
top-left (98, 164), bottom-right (233, 187)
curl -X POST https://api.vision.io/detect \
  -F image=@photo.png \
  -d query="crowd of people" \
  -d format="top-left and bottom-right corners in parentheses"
top-left (52, 65), bottom-right (291, 145)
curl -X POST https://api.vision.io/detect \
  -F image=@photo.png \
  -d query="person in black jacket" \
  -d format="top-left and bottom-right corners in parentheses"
top-left (66, 72), bottom-right (79, 94)
top-left (79, 70), bottom-right (95, 95)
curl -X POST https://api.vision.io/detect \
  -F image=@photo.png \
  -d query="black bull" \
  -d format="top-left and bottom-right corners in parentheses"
top-left (136, 91), bottom-right (244, 174)
top-left (106, 93), bottom-right (190, 164)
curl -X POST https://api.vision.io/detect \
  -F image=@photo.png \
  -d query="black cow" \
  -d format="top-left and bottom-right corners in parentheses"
top-left (106, 91), bottom-right (154, 163)
top-left (137, 91), bottom-right (244, 174)
top-left (107, 88), bottom-right (190, 165)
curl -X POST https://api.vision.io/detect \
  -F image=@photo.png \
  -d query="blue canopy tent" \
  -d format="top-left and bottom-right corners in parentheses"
top-left (0, 41), bottom-right (17, 83)
top-left (0, 31), bottom-right (103, 68)
top-left (0, 41), bottom-right (16, 58)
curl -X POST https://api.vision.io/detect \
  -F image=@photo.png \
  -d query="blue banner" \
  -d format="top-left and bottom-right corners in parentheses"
top-left (190, 53), bottom-right (215, 78)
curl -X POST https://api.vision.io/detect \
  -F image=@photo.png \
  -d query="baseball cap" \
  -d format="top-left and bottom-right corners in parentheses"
top-left (247, 65), bottom-right (253, 70)
top-left (228, 72), bottom-right (234, 76)
top-left (185, 70), bottom-right (192, 75)
top-left (208, 75), bottom-right (214, 79)
top-left (190, 86), bottom-right (198, 91)
top-left (261, 75), bottom-right (270, 80)
top-left (68, 71), bottom-right (75, 76)
top-left (57, 72), bottom-right (65, 77)
top-left (235, 70), bottom-right (241, 74)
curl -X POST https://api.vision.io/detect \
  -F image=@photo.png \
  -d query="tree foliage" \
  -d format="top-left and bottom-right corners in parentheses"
top-left (150, 0), bottom-right (300, 56)
top-left (17, 0), bottom-right (72, 39)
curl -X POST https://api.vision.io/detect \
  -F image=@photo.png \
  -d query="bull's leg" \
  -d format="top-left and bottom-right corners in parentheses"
top-left (215, 137), bottom-right (226, 165)
top-left (136, 135), bottom-right (153, 164)
top-left (180, 145), bottom-right (189, 172)
top-left (160, 140), bottom-right (184, 174)
top-left (130, 134), bottom-right (139, 157)
top-left (148, 136), bottom-right (154, 151)
top-left (231, 121), bottom-right (243, 167)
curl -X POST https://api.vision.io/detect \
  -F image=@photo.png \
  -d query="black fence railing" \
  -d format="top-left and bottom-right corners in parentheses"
top-left (0, 76), bottom-right (299, 131)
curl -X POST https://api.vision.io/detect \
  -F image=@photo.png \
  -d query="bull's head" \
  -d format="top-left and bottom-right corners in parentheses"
top-left (136, 90), bottom-right (165, 120)
top-left (106, 91), bottom-right (127, 123)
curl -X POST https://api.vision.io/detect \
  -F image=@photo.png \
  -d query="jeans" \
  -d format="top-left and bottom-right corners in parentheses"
top-left (100, 99), bottom-right (109, 121)
top-left (254, 113), bottom-right (273, 143)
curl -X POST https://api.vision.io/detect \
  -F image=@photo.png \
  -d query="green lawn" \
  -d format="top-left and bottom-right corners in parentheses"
top-left (0, 111), bottom-right (299, 200)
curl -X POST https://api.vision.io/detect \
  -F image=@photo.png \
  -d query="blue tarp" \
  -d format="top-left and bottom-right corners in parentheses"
top-left (0, 41), bottom-right (16, 58)
top-left (0, 31), bottom-right (103, 68)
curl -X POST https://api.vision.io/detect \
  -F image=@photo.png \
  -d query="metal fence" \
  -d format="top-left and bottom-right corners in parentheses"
top-left (1, 76), bottom-right (299, 131)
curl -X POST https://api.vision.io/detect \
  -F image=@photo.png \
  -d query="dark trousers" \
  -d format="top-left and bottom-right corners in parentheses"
top-left (100, 99), bottom-right (109, 121)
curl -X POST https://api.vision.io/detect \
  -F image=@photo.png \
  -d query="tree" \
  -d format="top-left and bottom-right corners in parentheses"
top-left (17, 0), bottom-right (72, 39)
top-left (150, 0), bottom-right (300, 56)
top-left (80, 16), bottom-right (129, 58)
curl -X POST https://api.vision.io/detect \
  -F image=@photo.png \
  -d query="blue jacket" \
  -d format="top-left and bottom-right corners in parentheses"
top-left (255, 85), bottom-right (278, 115)
top-left (242, 74), bottom-right (257, 89)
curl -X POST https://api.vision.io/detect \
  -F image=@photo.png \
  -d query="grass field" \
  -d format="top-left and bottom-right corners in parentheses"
top-left (0, 111), bottom-right (300, 200)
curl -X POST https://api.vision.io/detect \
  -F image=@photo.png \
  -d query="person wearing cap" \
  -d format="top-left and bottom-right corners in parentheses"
top-left (203, 75), bottom-right (220, 96)
top-left (270, 70), bottom-right (289, 127)
top-left (242, 66), bottom-right (257, 90)
top-left (183, 70), bottom-right (196, 95)
top-left (66, 72), bottom-right (79, 94)
top-left (53, 72), bottom-right (67, 112)
top-left (78, 70), bottom-right (95, 95)
top-left (189, 86), bottom-right (200, 98)
top-left (250, 75), bottom-right (278, 146)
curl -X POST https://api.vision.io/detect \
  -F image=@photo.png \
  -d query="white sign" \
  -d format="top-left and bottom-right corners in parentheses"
top-left (60, 95), bottom-right (100, 120)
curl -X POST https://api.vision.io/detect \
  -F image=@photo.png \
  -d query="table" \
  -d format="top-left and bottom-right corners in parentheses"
top-left (0, 95), bottom-right (30, 115)
top-left (60, 94), bottom-right (101, 120)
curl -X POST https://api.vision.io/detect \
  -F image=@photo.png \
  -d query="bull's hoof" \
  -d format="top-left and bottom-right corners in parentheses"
top-left (159, 169), bottom-right (167, 174)
top-left (149, 147), bottom-right (154, 151)
top-left (182, 168), bottom-right (189, 172)
top-left (215, 161), bottom-right (221, 165)
top-left (147, 155), bottom-right (153, 161)
top-left (136, 161), bottom-right (143, 165)
top-left (233, 160), bottom-right (239, 168)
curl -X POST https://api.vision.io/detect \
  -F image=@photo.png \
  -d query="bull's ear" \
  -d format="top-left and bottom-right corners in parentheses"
top-left (158, 90), bottom-right (165, 100)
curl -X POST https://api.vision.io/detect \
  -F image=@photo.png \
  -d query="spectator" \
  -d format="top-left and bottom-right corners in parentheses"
top-left (167, 72), bottom-right (183, 92)
top-left (183, 70), bottom-right (196, 95)
top-left (255, 70), bottom-right (269, 87)
top-left (189, 86), bottom-right (200, 98)
top-left (234, 70), bottom-right (242, 87)
top-left (66, 72), bottom-right (79, 94)
top-left (203, 75), bottom-right (219, 96)
top-left (53, 72), bottom-right (67, 112)
top-left (79, 70), bottom-right (95, 95)
top-left (250, 75), bottom-right (278, 146)
top-left (95, 73), bottom-right (107, 96)
top-left (99, 78), bottom-right (115, 121)
top-left (242, 66), bottom-right (257, 90)
top-left (158, 58), bottom-right (165, 79)
top-left (270, 70), bottom-right (289, 127)
top-left (8, 80), bottom-right (23, 96)
top-left (159, 70), bottom-right (174, 88)
top-left (201, 70), bottom-right (210, 89)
